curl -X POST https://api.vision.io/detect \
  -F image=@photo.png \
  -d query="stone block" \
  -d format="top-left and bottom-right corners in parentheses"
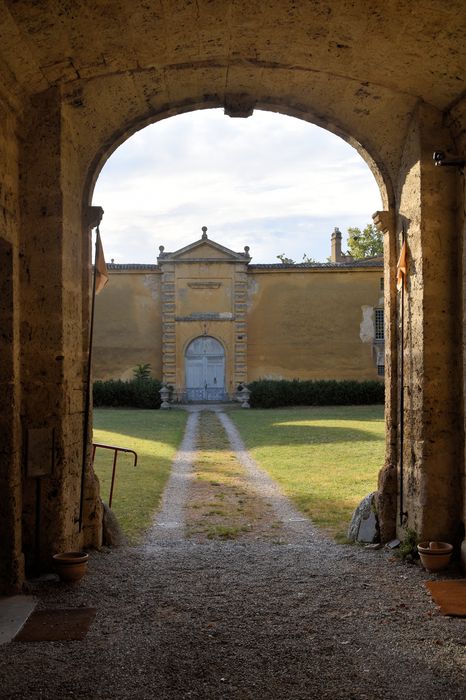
top-left (102, 503), bottom-right (126, 547)
top-left (348, 492), bottom-right (380, 544)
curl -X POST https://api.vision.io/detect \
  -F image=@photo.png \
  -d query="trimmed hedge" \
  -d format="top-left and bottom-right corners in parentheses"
top-left (93, 378), bottom-right (162, 409)
top-left (248, 378), bottom-right (384, 409)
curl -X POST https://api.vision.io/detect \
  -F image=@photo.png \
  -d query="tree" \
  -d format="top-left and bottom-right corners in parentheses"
top-left (346, 223), bottom-right (383, 259)
top-left (276, 253), bottom-right (316, 264)
top-left (276, 253), bottom-right (295, 264)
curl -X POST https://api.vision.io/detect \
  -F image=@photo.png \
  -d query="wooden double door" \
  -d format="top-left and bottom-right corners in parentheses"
top-left (185, 336), bottom-right (226, 402)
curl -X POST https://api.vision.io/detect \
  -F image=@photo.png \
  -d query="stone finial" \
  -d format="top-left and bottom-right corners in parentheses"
top-left (159, 384), bottom-right (171, 410)
top-left (201, 226), bottom-right (208, 239)
top-left (235, 384), bottom-right (251, 408)
top-left (159, 245), bottom-right (165, 254)
top-left (244, 246), bottom-right (250, 254)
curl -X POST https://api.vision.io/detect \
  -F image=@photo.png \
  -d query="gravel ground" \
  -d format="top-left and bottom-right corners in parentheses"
top-left (1, 408), bottom-right (465, 699)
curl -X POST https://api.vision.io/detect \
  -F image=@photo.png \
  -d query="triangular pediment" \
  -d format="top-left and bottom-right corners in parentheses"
top-left (158, 235), bottom-right (250, 263)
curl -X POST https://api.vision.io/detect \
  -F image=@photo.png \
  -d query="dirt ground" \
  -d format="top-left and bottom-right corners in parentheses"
top-left (185, 411), bottom-right (285, 543)
top-left (1, 407), bottom-right (465, 699)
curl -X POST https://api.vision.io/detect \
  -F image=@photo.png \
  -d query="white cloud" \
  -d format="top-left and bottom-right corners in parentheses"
top-left (93, 109), bottom-right (382, 264)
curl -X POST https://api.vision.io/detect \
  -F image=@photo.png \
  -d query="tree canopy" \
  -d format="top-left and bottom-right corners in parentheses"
top-left (346, 224), bottom-right (383, 259)
top-left (276, 223), bottom-right (382, 263)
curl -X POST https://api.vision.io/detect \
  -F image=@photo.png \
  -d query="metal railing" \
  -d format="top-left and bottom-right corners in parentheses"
top-left (92, 442), bottom-right (138, 507)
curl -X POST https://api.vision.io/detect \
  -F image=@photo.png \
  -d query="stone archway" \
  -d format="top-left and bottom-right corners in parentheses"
top-left (80, 95), bottom-right (466, 567)
top-left (82, 100), bottom-right (396, 531)
top-left (1, 1), bottom-right (466, 593)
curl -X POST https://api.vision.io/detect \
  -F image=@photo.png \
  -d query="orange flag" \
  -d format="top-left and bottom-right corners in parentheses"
top-left (95, 228), bottom-right (109, 295)
top-left (396, 240), bottom-right (407, 290)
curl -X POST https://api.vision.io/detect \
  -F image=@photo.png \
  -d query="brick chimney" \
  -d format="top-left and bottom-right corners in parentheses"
top-left (330, 227), bottom-right (343, 262)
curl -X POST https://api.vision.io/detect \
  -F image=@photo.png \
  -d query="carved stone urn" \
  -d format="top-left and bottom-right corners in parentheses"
top-left (159, 384), bottom-right (171, 410)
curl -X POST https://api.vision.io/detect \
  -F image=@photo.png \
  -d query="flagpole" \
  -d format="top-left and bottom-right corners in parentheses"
top-left (79, 226), bottom-right (100, 532)
top-left (399, 228), bottom-right (406, 527)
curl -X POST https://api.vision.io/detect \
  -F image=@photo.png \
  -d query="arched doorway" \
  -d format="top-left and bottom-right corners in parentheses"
top-left (185, 336), bottom-right (226, 402)
top-left (2, 3), bottom-right (465, 595)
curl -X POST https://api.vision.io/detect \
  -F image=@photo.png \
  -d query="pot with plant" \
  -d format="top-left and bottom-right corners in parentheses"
top-left (417, 541), bottom-right (453, 573)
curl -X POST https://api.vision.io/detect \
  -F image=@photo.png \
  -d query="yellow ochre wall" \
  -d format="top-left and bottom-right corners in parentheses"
top-left (247, 267), bottom-right (383, 381)
top-left (93, 263), bottom-right (383, 385)
top-left (93, 269), bottom-right (162, 380)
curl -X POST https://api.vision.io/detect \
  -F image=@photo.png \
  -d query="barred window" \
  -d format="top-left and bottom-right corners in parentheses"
top-left (375, 308), bottom-right (384, 341)
top-left (380, 277), bottom-right (384, 290)
top-left (377, 364), bottom-right (385, 376)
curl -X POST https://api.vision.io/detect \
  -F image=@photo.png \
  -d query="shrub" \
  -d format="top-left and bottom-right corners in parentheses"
top-left (248, 378), bottom-right (384, 408)
top-left (93, 377), bottom-right (162, 409)
top-left (132, 363), bottom-right (152, 381)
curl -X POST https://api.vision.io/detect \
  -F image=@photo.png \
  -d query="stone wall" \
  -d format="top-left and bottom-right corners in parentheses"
top-left (16, 89), bottom-right (102, 582)
top-left (0, 101), bottom-right (23, 592)
top-left (447, 96), bottom-right (466, 551)
top-left (93, 269), bottom-right (163, 380)
top-left (394, 104), bottom-right (463, 543)
top-left (247, 267), bottom-right (383, 381)
top-left (93, 262), bottom-right (384, 387)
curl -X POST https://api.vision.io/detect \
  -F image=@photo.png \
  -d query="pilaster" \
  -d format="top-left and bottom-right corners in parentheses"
top-left (161, 264), bottom-right (177, 385)
top-left (233, 264), bottom-right (248, 386)
top-left (373, 209), bottom-right (397, 541)
top-left (395, 103), bottom-right (463, 543)
top-left (18, 87), bottom-right (102, 573)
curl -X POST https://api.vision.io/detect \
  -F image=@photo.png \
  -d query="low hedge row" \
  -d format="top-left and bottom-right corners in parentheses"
top-left (247, 378), bottom-right (384, 408)
top-left (93, 378), bottom-right (162, 409)
top-left (93, 376), bottom-right (383, 409)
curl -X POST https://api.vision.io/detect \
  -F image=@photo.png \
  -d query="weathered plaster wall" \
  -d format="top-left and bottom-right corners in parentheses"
top-left (247, 268), bottom-right (383, 381)
top-left (0, 101), bottom-right (23, 592)
top-left (447, 96), bottom-right (466, 549)
top-left (19, 88), bottom-right (66, 574)
top-left (18, 89), bottom-right (102, 577)
top-left (61, 102), bottom-right (103, 552)
top-left (94, 264), bottom-right (384, 386)
top-left (93, 270), bottom-right (163, 380)
top-left (396, 104), bottom-right (463, 542)
top-left (176, 276), bottom-right (232, 316)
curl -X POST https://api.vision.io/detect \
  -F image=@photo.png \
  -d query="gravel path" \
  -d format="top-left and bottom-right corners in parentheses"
top-left (1, 407), bottom-right (465, 699)
top-left (217, 410), bottom-right (326, 543)
top-left (144, 410), bottom-right (199, 545)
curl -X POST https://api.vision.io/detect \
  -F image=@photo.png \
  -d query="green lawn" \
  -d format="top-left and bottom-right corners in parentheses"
top-left (92, 408), bottom-right (188, 542)
top-left (230, 405), bottom-right (384, 541)
top-left (92, 405), bottom-right (384, 544)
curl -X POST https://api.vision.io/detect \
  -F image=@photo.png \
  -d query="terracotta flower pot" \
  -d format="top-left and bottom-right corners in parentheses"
top-left (52, 551), bottom-right (89, 582)
top-left (417, 541), bottom-right (453, 573)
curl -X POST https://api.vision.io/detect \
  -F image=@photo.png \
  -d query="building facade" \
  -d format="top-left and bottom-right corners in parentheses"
top-left (93, 228), bottom-right (384, 399)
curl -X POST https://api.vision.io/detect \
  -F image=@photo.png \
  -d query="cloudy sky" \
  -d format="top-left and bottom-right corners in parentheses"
top-left (92, 109), bottom-right (382, 264)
